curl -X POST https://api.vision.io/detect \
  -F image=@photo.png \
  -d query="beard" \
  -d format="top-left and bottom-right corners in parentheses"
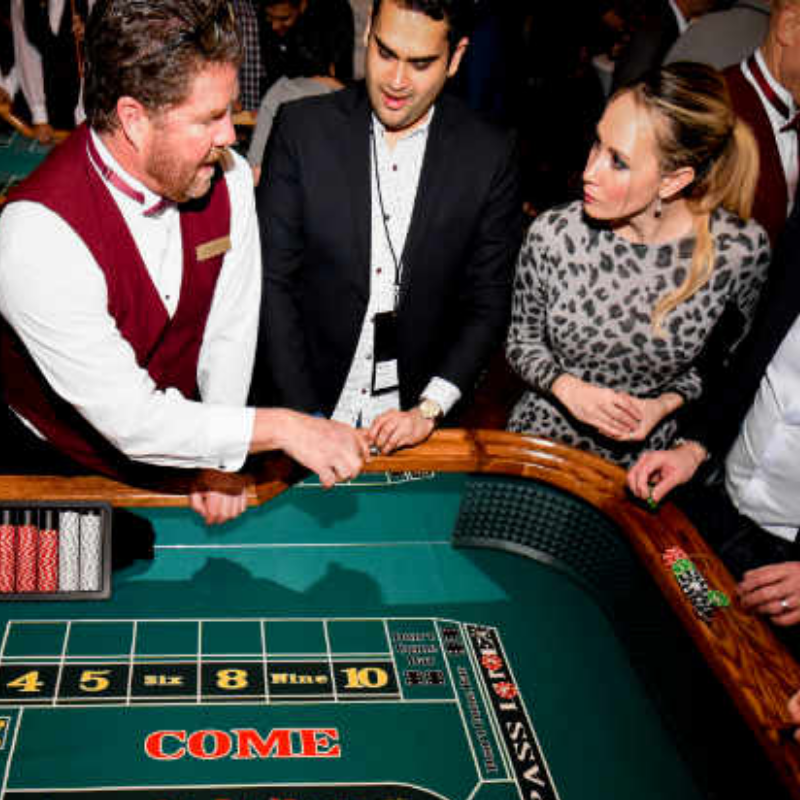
top-left (146, 144), bottom-right (228, 203)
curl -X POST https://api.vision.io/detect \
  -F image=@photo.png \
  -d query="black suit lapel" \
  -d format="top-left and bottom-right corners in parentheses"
top-left (339, 88), bottom-right (373, 301)
top-left (398, 99), bottom-right (454, 306)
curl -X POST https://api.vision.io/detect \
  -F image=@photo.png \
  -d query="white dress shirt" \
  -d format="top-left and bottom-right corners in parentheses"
top-left (742, 49), bottom-right (799, 215)
top-left (0, 131), bottom-right (259, 471)
top-left (332, 109), bottom-right (461, 427)
top-left (726, 316), bottom-right (800, 542)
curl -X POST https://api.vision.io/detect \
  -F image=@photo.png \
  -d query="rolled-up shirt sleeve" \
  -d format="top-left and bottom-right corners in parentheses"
top-left (0, 196), bottom-right (255, 472)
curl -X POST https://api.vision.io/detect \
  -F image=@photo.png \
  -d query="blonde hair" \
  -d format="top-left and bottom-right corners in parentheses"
top-left (616, 62), bottom-right (759, 335)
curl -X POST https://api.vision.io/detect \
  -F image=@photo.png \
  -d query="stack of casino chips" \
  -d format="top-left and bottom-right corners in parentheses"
top-left (0, 506), bottom-right (104, 596)
top-left (662, 546), bottom-right (730, 623)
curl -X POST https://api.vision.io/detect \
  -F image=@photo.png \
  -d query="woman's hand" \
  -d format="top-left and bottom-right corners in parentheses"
top-left (625, 392), bottom-right (683, 441)
top-left (551, 374), bottom-right (641, 439)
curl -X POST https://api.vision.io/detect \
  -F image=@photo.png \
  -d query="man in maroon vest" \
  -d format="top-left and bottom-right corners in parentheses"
top-left (0, 0), bottom-right (368, 524)
top-left (723, 0), bottom-right (800, 246)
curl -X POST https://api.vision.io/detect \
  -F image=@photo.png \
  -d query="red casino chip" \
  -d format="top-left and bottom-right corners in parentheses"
top-left (16, 523), bottom-right (38, 593)
top-left (494, 681), bottom-right (518, 700)
top-left (38, 529), bottom-right (59, 592)
top-left (0, 521), bottom-right (16, 593)
top-left (662, 546), bottom-right (687, 567)
top-left (481, 654), bottom-right (504, 672)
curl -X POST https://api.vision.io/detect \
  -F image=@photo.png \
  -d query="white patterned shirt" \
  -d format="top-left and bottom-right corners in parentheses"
top-left (332, 109), bottom-right (461, 426)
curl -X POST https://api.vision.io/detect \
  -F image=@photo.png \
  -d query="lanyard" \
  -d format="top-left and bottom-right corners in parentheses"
top-left (370, 121), bottom-right (402, 309)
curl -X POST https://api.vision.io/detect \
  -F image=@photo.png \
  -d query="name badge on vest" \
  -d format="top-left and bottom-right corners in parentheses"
top-left (196, 236), bottom-right (231, 261)
top-left (372, 310), bottom-right (399, 395)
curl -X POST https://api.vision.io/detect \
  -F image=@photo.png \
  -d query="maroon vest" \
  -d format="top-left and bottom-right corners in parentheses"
top-left (724, 64), bottom-right (788, 246)
top-left (1, 124), bottom-right (232, 478)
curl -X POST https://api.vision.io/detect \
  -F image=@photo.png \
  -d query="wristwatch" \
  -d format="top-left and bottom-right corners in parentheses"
top-left (417, 397), bottom-right (443, 422)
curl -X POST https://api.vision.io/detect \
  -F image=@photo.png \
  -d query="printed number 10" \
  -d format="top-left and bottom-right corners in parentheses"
top-left (341, 667), bottom-right (388, 689)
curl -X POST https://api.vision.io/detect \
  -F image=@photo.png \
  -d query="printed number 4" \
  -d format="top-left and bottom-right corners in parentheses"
top-left (7, 671), bottom-right (43, 694)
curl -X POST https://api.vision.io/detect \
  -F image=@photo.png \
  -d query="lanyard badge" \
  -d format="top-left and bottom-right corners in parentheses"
top-left (372, 310), bottom-right (399, 394)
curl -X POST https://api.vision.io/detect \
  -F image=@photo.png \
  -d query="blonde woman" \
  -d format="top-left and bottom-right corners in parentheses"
top-left (505, 61), bottom-right (770, 465)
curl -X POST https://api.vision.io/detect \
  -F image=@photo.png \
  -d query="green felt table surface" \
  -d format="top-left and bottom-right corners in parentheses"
top-left (0, 130), bottom-right (50, 199)
top-left (0, 474), bottom-right (707, 800)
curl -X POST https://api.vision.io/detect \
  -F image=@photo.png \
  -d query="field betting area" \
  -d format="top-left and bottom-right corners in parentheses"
top-left (1, 432), bottom-right (800, 800)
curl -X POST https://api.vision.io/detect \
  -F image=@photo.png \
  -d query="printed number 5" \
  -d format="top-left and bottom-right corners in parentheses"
top-left (79, 669), bottom-right (111, 692)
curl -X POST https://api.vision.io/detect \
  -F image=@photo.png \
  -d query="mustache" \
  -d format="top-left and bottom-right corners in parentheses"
top-left (206, 146), bottom-right (232, 170)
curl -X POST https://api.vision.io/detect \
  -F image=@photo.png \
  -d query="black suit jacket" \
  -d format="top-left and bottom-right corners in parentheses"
top-left (253, 84), bottom-right (522, 416)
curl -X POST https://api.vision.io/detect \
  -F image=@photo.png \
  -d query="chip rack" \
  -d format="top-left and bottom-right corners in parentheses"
top-left (0, 501), bottom-right (112, 601)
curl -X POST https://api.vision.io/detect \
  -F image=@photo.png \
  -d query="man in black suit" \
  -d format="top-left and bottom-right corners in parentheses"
top-left (254, 0), bottom-right (521, 454)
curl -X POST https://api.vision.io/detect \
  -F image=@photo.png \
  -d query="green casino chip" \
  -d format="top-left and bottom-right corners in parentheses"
top-left (708, 590), bottom-right (730, 607)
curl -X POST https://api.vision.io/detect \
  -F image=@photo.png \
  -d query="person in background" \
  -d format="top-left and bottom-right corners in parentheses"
top-left (349, 0), bottom-right (371, 80)
top-left (232, 0), bottom-right (265, 113)
top-left (259, 0), bottom-right (354, 91)
top-left (23, 0), bottom-right (93, 129)
top-left (247, 27), bottom-right (345, 185)
top-left (716, 0), bottom-right (800, 245)
top-left (506, 62), bottom-right (769, 467)
top-left (0, 0), bottom-right (368, 526)
top-left (1, 0), bottom-right (15, 107)
top-left (663, 0), bottom-right (770, 71)
top-left (611, 0), bottom-right (725, 92)
top-left (0, 0), bottom-right (55, 143)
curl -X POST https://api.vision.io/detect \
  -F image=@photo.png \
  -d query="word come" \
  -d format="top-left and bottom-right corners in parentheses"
top-left (145, 727), bottom-right (341, 761)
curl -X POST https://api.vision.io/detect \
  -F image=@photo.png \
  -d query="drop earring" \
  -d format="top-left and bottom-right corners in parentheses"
top-left (654, 196), bottom-right (663, 219)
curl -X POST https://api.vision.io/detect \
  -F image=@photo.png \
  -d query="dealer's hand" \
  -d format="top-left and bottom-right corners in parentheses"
top-left (263, 411), bottom-right (370, 488)
top-left (627, 441), bottom-right (706, 504)
top-left (551, 374), bottom-right (641, 439)
top-left (368, 408), bottom-right (435, 455)
top-left (738, 562), bottom-right (800, 627)
top-left (189, 487), bottom-right (249, 525)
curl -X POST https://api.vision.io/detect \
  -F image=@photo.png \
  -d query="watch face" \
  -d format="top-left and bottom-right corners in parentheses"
top-left (419, 399), bottom-right (441, 420)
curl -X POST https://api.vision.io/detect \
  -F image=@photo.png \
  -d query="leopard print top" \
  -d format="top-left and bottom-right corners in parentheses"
top-left (506, 201), bottom-right (770, 466)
